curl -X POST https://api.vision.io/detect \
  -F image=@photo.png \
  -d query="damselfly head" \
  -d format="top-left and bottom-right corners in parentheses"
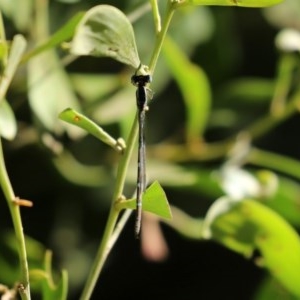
top-left (131, 74), bottom-right (152, 87)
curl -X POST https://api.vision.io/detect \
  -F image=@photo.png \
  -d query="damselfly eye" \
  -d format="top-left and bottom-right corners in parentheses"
top-left (131, 74), bottom-right (152, 86)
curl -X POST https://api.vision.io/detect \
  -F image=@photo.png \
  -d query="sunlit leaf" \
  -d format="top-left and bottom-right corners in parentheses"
top-left (71, 5), bottom-right (140, 68)
top-left (59, 108), bottom-right (125, 152)
top-left (182, 0), bottom-right (283, 7)
top-left (203, 198), bottom-right (300, 297)
top-left (162, 36), bottom-right (211, 143)
top-left (117, 181), bottom-right (172, 220)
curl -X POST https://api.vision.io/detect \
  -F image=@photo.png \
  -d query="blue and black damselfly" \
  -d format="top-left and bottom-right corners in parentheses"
top-left (131, 72), bottom-right (152, 238)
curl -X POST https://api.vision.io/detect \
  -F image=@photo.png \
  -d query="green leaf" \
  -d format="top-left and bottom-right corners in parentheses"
top-left (70, 5), bottom-right (140, 68)
top-left (22, 12), bottom-right (84, 63)
top-left (0, 99), bottom-right (17, 140)
top-left (182, 0), bottom-right (283, 7)
top-left (0, 0), bottom-right (33, 31)
top-left (203, 198), bottom-right (300, 297)
top-left (255, 276), bottom-right (298, 300)
top-left (162, 36), bottom-right (211, 143)
top-left (27, 49), bottom-right (82, 138)
top-left (264, 176), bottom-right (300, 227)
top-left (30, 250), bottom-right (68, 300)
top-left (217, 78), bottom-right (275, 105)
top-left (0, 34), bottom-right (27, 101)
top-left (117, 181), bottom-right (172, 220)
top-left (59, 108), bottom-right (125, 152)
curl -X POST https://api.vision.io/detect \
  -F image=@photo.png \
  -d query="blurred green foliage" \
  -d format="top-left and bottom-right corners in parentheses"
top-left (1, 0), bottom-right (300, 299)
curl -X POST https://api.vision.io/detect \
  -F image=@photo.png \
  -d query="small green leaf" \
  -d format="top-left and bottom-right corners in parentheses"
top-left (203, 198), bottom-right (300, 297)
top-left (59, 108), bottom-right (125, 152)
top-left (22, 12), bottom-right (84, 63)
top-left (70, 5), bottom-right (140, 68)
top-left (117, 181), bottom-right (172, 220)
top-left (41, 250), bottom-right (68, 300)
top-left (162, 36), bottom-right (211, 143)
top-left (0, 99), bottom-right (17, 140)
top-left (182, 0), bottom-right (283, 7)
top-left (0, 34), bottom-right (27, 101)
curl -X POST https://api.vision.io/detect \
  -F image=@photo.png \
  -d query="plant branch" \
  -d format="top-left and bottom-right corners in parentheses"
top-left (148, 0), bottom-right (176, 73)
top-left (79, 115), bottom-right (139, 300)
top-left (80, 2), bottom-right (179, 298)
top-left (0, 139), bottom-right (31, 300)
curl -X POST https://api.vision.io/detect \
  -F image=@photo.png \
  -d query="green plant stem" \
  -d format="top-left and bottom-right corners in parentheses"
top-left (150, 0), bottom-right (162, 33)
top-left (0, 11), bottom-right (6, 42)
top-left (0, 139), bottom-right (31, 300)
top-left (270, 54), bottom-right (295, 116)
top-left (247, 89), bottom-right (300, 139)
top-left (163, 206), bottom-right (203, 239)
top-left (79, 115), bottom-right (139, 300)
top-left (248, 148), bottom-right (300, 181)
top-left (80, 2), bottom-right (178, 298)
top-left (149, 87), bottom-right (300, 162)
top-left (148, 0), bottom-right (175, 73)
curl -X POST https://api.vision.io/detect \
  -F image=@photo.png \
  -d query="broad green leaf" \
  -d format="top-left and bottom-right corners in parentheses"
top-left (182, 0), bottom-right (283, 7)
top-left (203, 198), bottom-right (300, 297)
top-left (0, 34), bottom-right (27, 101)
top-left (70, 5), bottom-right (140, 68)
top-left (0, 99), bottom-right (17, 140)
top-left (27, 49), bottom-right (82, 138)
top-left (117, 181), bottom-right (172, 220)
top-left (59, 108), bottom-right (125, 152)
top-left (22, 12), bottom-right (84, 63)
top-left (162, 36), bottom-right (211, 143)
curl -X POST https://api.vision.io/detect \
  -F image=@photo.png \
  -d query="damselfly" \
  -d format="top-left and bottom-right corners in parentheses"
top-left (131, 73), bottom-right (152, 238)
